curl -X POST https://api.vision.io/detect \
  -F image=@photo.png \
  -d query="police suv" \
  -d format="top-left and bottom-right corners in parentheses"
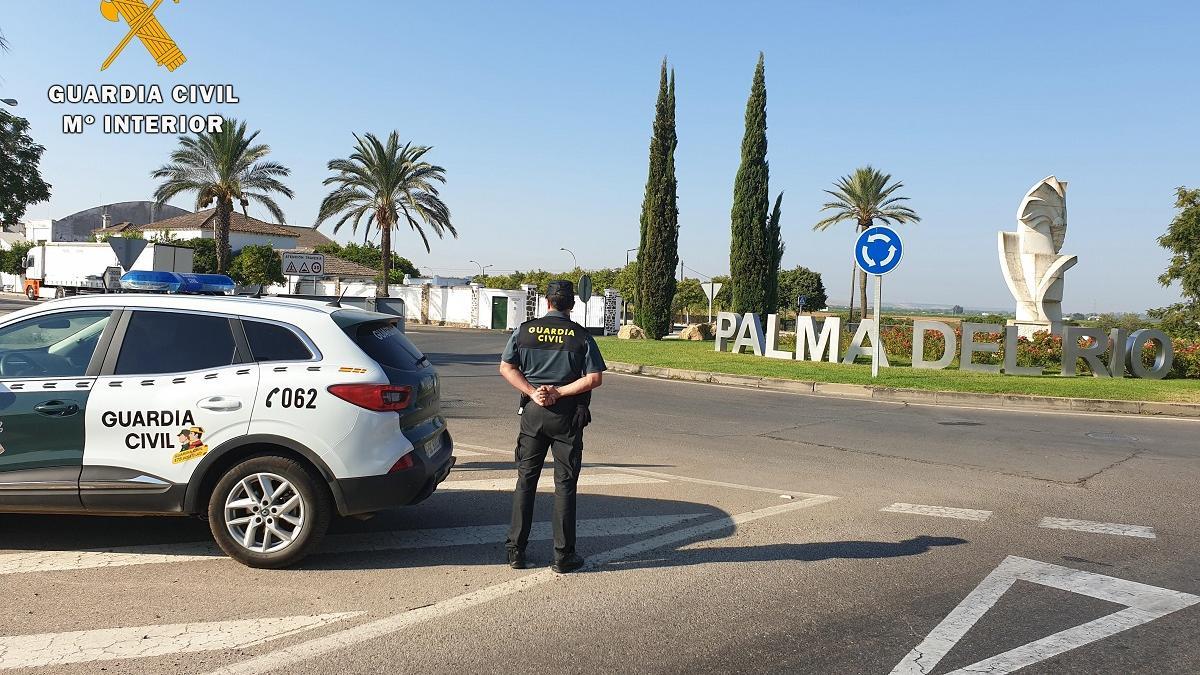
top-left (0, 285), bottom-right (455, 568)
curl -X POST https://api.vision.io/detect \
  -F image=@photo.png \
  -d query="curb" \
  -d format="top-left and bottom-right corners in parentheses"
top-left (607, 362), bottom-right (1200, 419)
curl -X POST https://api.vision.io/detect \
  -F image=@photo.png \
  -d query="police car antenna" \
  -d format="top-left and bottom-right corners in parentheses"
top-left (250, 284), bottom-right (263, 299)
top-left (327, 287), bottom-right (350, 308)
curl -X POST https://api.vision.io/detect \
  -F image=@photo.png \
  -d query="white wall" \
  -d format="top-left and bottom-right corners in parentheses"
top-left (480, 289), bottom-right (525, 330)
top-left (25, 220), bottom-right (53, 243)
top-left (536, 295), bottom-right (607, 327)
top-left (262, 283), bottom-right (617, 331)
top-left (230, 232), bottom-right (298, 251)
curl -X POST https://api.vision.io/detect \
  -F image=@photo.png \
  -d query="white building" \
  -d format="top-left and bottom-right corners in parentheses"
top-left (23, 219), bottom-right (54, 244)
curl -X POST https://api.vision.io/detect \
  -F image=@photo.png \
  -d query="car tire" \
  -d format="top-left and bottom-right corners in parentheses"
top-left (208, 455), bottom-right (331, 568)
top-left (25, 286), bottom-right (36, 301)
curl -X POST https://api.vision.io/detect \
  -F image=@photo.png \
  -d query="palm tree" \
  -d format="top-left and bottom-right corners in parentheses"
top-left (814, 166), bottom-right (920, 322)
top-left (316, 132), bottom-right (455, 296)
top-left (151, 118), bottom-right (293, 274)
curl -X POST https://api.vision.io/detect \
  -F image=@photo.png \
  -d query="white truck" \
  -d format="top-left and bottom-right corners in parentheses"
top-left (23, 241), bottom-right (195, 300)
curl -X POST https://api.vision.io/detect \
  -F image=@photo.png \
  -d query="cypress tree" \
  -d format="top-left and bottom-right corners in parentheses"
top-left (635, 59), bottom-right (679, 339)
top-left (765, 192), bottom-right (785, 312)
top-left (729, 53), bottom-right (782, 316)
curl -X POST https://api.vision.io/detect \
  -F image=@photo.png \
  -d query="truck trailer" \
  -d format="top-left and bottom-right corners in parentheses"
top-left (23, 241), bottom-right (195, 300)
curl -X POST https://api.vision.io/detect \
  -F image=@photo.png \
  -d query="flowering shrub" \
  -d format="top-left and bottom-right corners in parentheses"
top-left (1172, 339), bottom-right (1200, 378)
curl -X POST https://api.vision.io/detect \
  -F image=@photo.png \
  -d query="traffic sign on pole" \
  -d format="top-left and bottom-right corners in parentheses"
top-left (853, 225), bottom-right (904, 378)
top-left (702, 282), bottom-right (723, 323)
top-left (854, 225), bottom-right (903, 276)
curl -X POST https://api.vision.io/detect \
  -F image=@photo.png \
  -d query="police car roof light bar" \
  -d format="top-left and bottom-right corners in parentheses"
top-left (119, 271), bottom-right (236, 295)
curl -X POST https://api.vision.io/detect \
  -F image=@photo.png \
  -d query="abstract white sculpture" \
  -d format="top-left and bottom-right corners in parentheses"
top-left (998, 176), bottom-right (1077, 338)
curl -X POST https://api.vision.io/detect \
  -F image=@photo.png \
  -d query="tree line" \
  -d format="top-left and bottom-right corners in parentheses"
top-left (632, 54), bottom-right (919, 338)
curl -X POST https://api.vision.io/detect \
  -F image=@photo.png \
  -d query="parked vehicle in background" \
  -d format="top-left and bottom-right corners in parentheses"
top-left (22, 241), bottom-right (194, 300)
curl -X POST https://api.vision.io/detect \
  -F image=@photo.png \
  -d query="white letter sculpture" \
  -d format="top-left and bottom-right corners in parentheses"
top-left (998, 176), bottom-right (1077, 338)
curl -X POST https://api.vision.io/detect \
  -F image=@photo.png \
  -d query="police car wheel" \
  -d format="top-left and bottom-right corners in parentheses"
top-left (208, 456), bottom-right (331, 568)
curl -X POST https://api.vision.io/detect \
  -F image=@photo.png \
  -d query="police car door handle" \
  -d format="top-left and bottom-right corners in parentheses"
top-left (198, 396), bottom-right (242, 412)
top-left (35, 400), bottom-right (80, 417)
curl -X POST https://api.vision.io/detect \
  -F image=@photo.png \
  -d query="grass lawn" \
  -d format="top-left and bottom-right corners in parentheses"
top-left (595, 337), bottom-right (1200, 404)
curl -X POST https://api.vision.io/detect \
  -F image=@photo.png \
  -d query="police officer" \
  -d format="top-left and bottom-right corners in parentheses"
top-left (499, 280), bottom-right (606, 573)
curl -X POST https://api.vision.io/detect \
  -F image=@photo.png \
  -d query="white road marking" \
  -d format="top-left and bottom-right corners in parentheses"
top-left (1038, 517), bottom-right (1156, 539)
top-left (205, 494), bottom-right (840, 675)
top-left (438, 473), bottom-right (664, 491)
top-left (0, 613), bottom-right (359, 670)
top-left (453, 442), bottom-right (822, 497)
top-left (880, 502), bottom-right (993, 522)
top-left (0, 515), bottom-right (706, 576)
top-left (0, 543), bottom-right (217, 575)
top-left (890, 556), bottom-right (1199, 674)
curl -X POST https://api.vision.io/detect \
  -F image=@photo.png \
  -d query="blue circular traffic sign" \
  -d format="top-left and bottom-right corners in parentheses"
top-left (854, 225), bottom-right (904, 276)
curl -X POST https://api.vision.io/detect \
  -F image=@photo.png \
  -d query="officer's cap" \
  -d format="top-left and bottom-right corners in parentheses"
top-left (546, 280), bottom-right (574, 299)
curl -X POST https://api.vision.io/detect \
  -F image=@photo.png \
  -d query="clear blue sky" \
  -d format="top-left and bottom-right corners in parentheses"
top-left (2, 1), bottom-right (1197, 312)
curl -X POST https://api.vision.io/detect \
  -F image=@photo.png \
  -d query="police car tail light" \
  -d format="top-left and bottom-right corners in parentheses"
top-left (327, 384), bottom-right (413, 412)
top-left (388, 453), bottom-right (415, 473)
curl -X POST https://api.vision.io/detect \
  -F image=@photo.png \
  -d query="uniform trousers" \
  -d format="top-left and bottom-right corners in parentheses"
top-left (505, 400), bottom-right (584, 560)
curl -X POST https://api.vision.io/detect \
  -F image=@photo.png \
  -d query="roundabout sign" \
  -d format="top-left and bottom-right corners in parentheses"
top-left (855, 225), bottom-right (903, 276)
top-left (854, 225), bottom-right (904, 376)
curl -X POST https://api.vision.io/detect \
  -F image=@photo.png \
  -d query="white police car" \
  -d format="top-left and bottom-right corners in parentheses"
top-left (0, 283), bottom-right (455, 568)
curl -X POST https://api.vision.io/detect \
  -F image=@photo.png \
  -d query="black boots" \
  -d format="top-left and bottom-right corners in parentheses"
top-left (551, 553), bottom-right (585, 574)
top-left (507, 549), bottom-right (531, 569)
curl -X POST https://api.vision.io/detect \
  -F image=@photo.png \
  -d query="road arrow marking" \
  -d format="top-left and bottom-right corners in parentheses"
top-left (0, 613), bottom-right (360, 670)
top-left (889, 556), bottom-right (1200, 674)
top-left (0, 514), bottom-right (706, 576)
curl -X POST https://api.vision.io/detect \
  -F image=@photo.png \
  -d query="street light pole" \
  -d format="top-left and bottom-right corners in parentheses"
top-left (468, 259), bottom-right (489, 277)
top-left (0, 99), bottom-right (17, 107)
top-left (560, 247), bottom-right (578, 270)
top-left (626, 247), bottom-right (637, 266)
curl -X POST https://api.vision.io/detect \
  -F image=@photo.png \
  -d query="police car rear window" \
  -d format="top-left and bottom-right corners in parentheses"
top-left (243, 321), bottom-right (312, 362)
top-left (352, 322), bottom-right (426, 369)
top-left (115, 311), bottom-right (238, 375)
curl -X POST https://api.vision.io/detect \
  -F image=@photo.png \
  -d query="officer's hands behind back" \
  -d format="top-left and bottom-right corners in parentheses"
top-left (532, 385), bottom-right (561, 407)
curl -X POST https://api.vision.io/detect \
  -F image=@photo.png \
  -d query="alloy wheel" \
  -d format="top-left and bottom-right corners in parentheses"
top-left (223, 472), bottom-right (306, 554)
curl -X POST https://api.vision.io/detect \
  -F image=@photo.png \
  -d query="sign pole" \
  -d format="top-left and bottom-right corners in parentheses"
top-left (872, 273), bottom-right (882, 378)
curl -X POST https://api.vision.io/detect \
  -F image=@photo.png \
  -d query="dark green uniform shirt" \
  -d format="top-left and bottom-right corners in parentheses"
top-left (501, 311), bottom-right (607, 387)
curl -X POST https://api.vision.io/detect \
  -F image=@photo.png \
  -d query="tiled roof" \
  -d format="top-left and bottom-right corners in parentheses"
top-left (320, 254), bottom-right (379, 278)
top-left (278, 225), bottom-right (334, 249)
top-left (93, 221), bottom-right (139, 235)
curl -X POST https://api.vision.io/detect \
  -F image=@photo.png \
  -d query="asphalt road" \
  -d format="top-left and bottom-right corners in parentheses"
top-left (2, 322), bottom-right (1199, 674)
top-left (0, 295), bottom-right (36, 314)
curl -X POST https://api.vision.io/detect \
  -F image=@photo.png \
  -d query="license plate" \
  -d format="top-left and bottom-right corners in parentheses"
top-left (423, 437), bottom-right (442, 457)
